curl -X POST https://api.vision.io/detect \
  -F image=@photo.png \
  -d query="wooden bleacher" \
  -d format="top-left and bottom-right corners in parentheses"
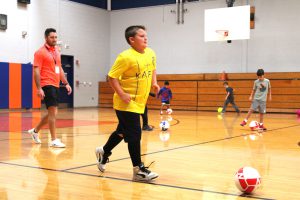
top-left (99, 72), bottom-right (300, 113)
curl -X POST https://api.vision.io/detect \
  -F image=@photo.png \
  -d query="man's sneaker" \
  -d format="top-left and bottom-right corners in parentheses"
top-left (28, 128), bottom-right (41, 144)
top-left (259, 124), bottom-right (267, 131)
top-left (142, 125), bottom-right (153, 131)
top-left (133, 163), bottom-right (159, 182)
top-left (49, 139), bottom-right (66, 148)
top-left (95, 147), bottom-right (111, 172)
top-left (240, 120), bottom-right (247, 126)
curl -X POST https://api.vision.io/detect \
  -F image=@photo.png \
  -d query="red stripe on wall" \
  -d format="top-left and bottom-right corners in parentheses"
top-left (9, 63), bottom-right (22, 108)
top-left (32, 68), bottom-right (41, 108)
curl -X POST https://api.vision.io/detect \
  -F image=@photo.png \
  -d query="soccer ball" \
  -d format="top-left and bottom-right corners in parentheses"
top-left (235, 166), bottom-right (261, 194)
top-left (166, 108), bottom-right (173, 115)
top-left (249, 120), bottom-right (259, 131)
top-left (159, 120), bottom-right (170, 131)
top-left (217, 107), bottom-right (223, 113)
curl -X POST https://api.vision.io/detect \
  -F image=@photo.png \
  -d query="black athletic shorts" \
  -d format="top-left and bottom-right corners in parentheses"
top-left (162, 100), bottom-right (170, 104)
top-left (42, 85), bottom-right (59, 109)
top-left (115, 110), bottom-right (141, 143)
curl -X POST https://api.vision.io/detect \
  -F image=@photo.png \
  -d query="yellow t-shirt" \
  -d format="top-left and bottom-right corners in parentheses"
top-left (108, 47), bottom-right (156, 114)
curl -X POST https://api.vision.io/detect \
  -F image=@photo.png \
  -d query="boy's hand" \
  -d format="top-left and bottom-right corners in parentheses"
top-left (269, 95), bottom-right (272, 101)
top-left (249, 96), bottom-right (253, 101)
top-left (152, 83), bottom-right (160, 94)
top-left (120, 93), bottom-right (131, 104)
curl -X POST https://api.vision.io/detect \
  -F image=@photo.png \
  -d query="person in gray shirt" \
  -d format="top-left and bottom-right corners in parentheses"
top-left (240, 69), bottom-right (272, 130)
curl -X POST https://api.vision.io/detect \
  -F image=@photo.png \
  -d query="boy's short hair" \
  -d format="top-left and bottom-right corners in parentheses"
top-left (164, 81), bottom-right (169, 85)
top-left (44, 28), bottom-right (56, 37)
top-left (125, 25), bottom-right (146, 45)
top-left (257, 69), bottom-right (264, 76)
top-left (223, 81), bottom-right (228, 86)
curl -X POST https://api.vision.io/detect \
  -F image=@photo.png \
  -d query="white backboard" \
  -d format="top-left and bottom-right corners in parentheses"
top-left (204, 5), bottom-right (250, 42)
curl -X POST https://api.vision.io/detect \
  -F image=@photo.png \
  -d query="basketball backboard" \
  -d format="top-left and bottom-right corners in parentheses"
top-left (204, 5), bottom-right (250, 42)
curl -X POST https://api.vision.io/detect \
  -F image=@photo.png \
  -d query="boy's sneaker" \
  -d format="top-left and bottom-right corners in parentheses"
top-left (160, 111), bottom-right (163, 115)
top-left (133, 163), bottom-right (159, 182)
top-left (259, 124), bottom-right (267, 131)
top-left (142, 125), bottom-right (153, 131)
top-left (49, 139), bottom-right (66, 148)
top-left (28, 128), bottom-right (41, 144)
top-left (240, 120), bottom-right (247, 126)
top-left (95, 147), bottom-right (111, 172)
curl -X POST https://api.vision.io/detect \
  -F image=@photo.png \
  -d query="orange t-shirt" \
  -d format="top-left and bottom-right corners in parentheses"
top-left (33, 44), bottom-right (62, 88)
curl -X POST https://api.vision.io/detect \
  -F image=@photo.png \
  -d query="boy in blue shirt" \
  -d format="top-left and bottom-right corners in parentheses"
top-left (158, 81), bottom-right (172, 115)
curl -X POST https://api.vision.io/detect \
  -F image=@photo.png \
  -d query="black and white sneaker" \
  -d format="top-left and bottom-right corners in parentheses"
top-left (28, 128), bottom-right (41, 144)
top-left (133, 163), bottom-right (158, 182)
top-left (95, 147), bottom-right (111, 172)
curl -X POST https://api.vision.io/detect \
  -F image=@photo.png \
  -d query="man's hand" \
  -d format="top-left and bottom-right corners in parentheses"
top-left (65, 84), bottom-right (72, 95)
top-left (37, 88), bottom-right (45, 100)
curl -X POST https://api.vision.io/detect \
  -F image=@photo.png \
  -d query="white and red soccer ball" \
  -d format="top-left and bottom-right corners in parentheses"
top-left (296, 109), bottom-right (300, 117)
top-left (249, 120), bottom-right (259, 131)
top-left (166, 108), bottom-right (173, 115)
top-left (235, 166), bottom-right (261, 194)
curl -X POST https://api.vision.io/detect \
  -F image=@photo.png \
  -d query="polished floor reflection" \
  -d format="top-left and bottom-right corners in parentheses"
top-left (0, 108), bottom-right (300, 199)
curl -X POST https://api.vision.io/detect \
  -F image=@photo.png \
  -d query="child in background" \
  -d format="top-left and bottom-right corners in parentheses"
top-left (240, 69), bottom-right (272, 130)
top-left (158, 81), bottom-right (172, 115)
top-left (222, 81), bottom-right (240, 113)
top-left (141, 92), bottom-right (156, 131)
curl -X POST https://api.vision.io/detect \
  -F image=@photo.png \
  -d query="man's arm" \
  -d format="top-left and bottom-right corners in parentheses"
top-left (108, 76), bottom-right (131, 104)
top-left (33, 67), bottom-right (45, 100)
top-left (59, 67), bottom-right (72, 95)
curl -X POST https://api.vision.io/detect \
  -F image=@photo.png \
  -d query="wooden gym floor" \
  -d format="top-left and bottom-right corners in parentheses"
top-left (0, 108), bottom-right (299, 200)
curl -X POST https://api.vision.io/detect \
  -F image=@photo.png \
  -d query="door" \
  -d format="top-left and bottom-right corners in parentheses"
top-left (59, 55), bottom-right (74, 108)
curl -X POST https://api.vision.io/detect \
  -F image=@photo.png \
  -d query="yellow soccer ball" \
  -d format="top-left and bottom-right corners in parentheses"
top-left (217, 107), bottom-right (223, 113)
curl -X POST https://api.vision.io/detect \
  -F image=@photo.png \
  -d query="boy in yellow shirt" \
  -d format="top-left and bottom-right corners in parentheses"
top-left (95, 25), bottom-right (160, 182)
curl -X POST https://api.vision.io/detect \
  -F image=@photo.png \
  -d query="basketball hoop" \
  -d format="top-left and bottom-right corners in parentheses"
top-left (215, 30), bottom-right (229, 41)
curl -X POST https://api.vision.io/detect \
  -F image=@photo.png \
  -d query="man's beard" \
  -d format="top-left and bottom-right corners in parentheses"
top-left (47, 41), bottom-right (56, 47)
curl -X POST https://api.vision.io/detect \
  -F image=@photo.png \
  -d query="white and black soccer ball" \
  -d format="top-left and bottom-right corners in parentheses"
top-left (159, 120), bottom-right (170, 131)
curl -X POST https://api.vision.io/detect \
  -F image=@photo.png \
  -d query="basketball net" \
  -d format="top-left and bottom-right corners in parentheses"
top-left (215, 30), bottom-right (229, 41)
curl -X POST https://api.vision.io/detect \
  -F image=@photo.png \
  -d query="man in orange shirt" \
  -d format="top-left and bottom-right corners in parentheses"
top-left (28, 28), bottom-right (72, 148)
